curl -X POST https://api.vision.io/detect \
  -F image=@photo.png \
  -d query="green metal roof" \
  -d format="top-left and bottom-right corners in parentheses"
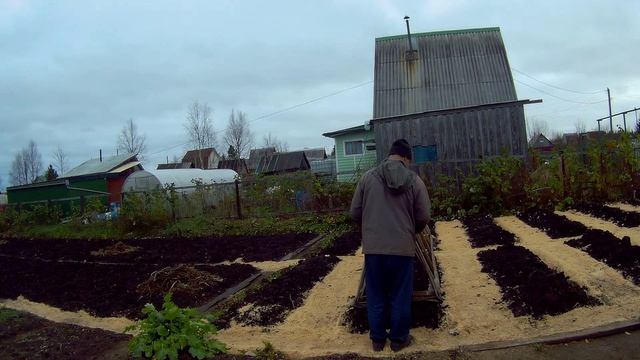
top-left (375, 27), bottom-right (500, 42)
top-left (62, 153), bottom-right (138, 178)
top-left (322, 124), bottom-right (370, 138)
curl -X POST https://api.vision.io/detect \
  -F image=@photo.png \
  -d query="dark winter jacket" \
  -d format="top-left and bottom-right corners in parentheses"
top-left (350, 158), bottom-right (431, 257)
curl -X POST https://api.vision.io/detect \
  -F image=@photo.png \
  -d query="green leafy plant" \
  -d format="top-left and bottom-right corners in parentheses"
top-left (0, 307), bottom-right (20, 323)
top-left (125, 294), bottom-right (227, 360)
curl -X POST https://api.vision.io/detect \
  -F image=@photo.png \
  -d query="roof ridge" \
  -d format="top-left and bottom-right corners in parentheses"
top-left (375, 27), bottom-right (501, 42)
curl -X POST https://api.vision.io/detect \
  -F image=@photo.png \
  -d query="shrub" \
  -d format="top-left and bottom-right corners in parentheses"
top-left (126, 294), bottom-right (227, 360)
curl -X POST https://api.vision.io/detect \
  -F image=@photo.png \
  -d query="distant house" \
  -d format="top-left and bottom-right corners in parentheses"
top-left (157, 162), bottom-right (193, 170)
top-left (323, 124), bottom-right (377, 182)
top-left (529, 133), bottom-right (555, 153)
top-left (256, 151), bottom-right (310, 175)
top-left (182, 148), bottom-right (220, 169)
top-left (7, 153), bottom-right (142, 211)
top-left (370, 27), bottom-right (540, 178)
top-left (217, 159), bottom-right (249, 176)
top-left (303, 148), bottom-right (327, 162)
top-left (247, 147), bottom-right (276, 172)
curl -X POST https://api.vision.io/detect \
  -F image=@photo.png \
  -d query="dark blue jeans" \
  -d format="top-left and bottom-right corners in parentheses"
top-left (364, 254), bottom-right (414, 343)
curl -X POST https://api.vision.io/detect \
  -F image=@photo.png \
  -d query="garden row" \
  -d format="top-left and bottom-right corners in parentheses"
top-left (0, 230), bottom-right (367, 326)
top-left (460, 207), bottom-right (640, 321)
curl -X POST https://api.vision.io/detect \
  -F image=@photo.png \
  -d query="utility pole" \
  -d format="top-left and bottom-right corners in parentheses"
top-left (607, 88), bottom-right (613, 133)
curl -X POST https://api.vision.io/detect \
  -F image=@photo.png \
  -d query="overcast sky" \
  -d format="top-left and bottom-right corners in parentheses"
top-left (1, 0), bottom-right (639, 190)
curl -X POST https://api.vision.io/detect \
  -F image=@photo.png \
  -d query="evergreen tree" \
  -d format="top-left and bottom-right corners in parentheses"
top-left (227, 145), bottom-right (238, 160)
top-left (45, 164), bottom-right (59, 181)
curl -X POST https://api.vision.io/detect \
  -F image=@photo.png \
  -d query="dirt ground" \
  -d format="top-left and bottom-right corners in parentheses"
top-left (1, 209), bottom-right (640, 358)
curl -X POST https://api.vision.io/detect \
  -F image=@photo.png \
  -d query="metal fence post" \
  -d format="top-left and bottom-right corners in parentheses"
top-left (235, 179), bottom-right (243, 219)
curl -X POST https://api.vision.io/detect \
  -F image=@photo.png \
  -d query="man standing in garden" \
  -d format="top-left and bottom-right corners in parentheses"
top-left (350, 138), bottom-right (431, 352)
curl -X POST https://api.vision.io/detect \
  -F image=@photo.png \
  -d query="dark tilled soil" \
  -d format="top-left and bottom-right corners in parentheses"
top-left (321, 232), bottom-right (361, 256)
top-left (462, 215), bottom-right (518, 248)
top-left (0, 255), bottom-right (257, 319)
top-left (574, 203), bottom-right (640, 227)
top-left (516, 208), bottom-right (587, 238)
top-left (566, 229), bottom-right (640, 285)
top-left (0, 233), bottom-right (316, 264)
top-left (477, 244), bottom-right (599, 319)
top-left (0, 309), bottom-right (130, 360)
top-left (215, 255), bottom-right (341, 329)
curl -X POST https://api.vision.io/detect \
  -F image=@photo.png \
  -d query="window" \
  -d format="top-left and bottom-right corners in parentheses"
top-left (413, 145), bottom-right (437, 164)
top-left (344, 140), bottom-right (364, 155)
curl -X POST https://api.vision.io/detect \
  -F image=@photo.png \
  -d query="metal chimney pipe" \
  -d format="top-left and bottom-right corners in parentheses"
top-left (99, 149), bottom-right (102, 162)
top-left (404, 16), bottom-right (413, 52)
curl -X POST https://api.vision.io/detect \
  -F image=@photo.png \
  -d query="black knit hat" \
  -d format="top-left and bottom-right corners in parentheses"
top-left (388, 139), bottom-right (412, 160)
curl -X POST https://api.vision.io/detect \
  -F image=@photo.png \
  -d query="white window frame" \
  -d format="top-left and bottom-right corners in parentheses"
top-left (344, 139), bottom-right (364, 156)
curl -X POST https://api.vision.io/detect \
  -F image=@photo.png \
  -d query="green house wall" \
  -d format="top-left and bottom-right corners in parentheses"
top-left (334, 129), bottom-right (377, 182)
top-left (7, 178), bottom-right (108, 213)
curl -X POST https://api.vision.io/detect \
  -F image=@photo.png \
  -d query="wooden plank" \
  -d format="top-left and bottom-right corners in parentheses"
top-left (464, 318), bottom-right (640, 353)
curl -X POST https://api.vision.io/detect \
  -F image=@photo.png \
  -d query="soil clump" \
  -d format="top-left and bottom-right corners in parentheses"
top-left (461, 215), bottom-right (517, 248)
top-left (516, 208), bottom-right (587, 238)
top-left (90, 241), bottom-right (140, 257)
top-left (477, 244), bottom-right (599, 318)
top-left (566, 229), bottom-right (640, 285)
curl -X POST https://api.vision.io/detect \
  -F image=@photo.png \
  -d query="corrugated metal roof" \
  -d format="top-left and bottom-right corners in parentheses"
top-left (256, 151), bottom-right (310, 174)
top-left (62, 153), bottom-right (138, 178)
top-left (248, 147), bottom-right (276, 170)
top-left (373, 27), bottom-right (518, 119)
top-left (217, 159), bottom-right (248, 174)
top-left (322, 124), bottom-right (367, 138)
top-left (157, 162), bottom-right (193, 170)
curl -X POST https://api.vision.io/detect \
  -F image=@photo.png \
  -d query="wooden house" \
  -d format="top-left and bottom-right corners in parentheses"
top-left (322, 124), bottom-right (377, 182)
top-left (371, 27), bottom-right (540, 178)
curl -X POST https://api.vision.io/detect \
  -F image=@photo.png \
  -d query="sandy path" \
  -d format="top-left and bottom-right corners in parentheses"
top-left (217, 253), bottom-right (376, 357)
top-left (434, 220), bottom-right (528, 344)
top-left (557, 210), bottom-right (640, 246)
top-left (608, 202), bottom-right (640, 213)
top-left (0, 297), bottom-right (134, 333)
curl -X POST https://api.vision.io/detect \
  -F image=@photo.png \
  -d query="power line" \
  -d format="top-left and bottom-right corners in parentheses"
top-left (248, 80), bottom-right (373, 124)
top-left (512, 68), bottom-right (603, 95)
top-left (515, 79), bottom-right (606, 105)
top-left (143, 80), bottom-right (374, 160)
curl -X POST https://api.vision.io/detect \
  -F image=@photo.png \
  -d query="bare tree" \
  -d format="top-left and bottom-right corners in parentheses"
top-left (53, 145), bottom-right (68, 175)
top-left (262, 132), bottom-right (289, 152)
top-left (184, 101), bottom-right (216, 167)
top-left (118, 118), bottom-right (147, 159)
top-left (526, 119), bottom-right (550, 142)
top-left (574, 121), bottom-right (587, 134)
top-left (10, 140), bottom-right (43, 186)
top-left (223, 109), bottom-right (254, 159)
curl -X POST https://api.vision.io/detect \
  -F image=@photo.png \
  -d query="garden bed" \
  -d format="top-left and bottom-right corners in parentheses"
top-left (477, 244), bottom-right (599, 318)
top-left (566, 229), bottom-right (640, 285)
top-left (215, 255), bottom-right (341, 329)
top-left (574, 203), bottom-right (640, 228)
top-left (320, 231), bottom-right (361, 256)
top-left (0, 233), bottom-right (316, 264)
top-left (0, 308), bottom-right (130, 360)
top-left (462, 215), bottom-right (517, 248)
top-left (516, 208), bottom-right (587, 238)
top-left (0, 255), bottom-right (257, 318)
